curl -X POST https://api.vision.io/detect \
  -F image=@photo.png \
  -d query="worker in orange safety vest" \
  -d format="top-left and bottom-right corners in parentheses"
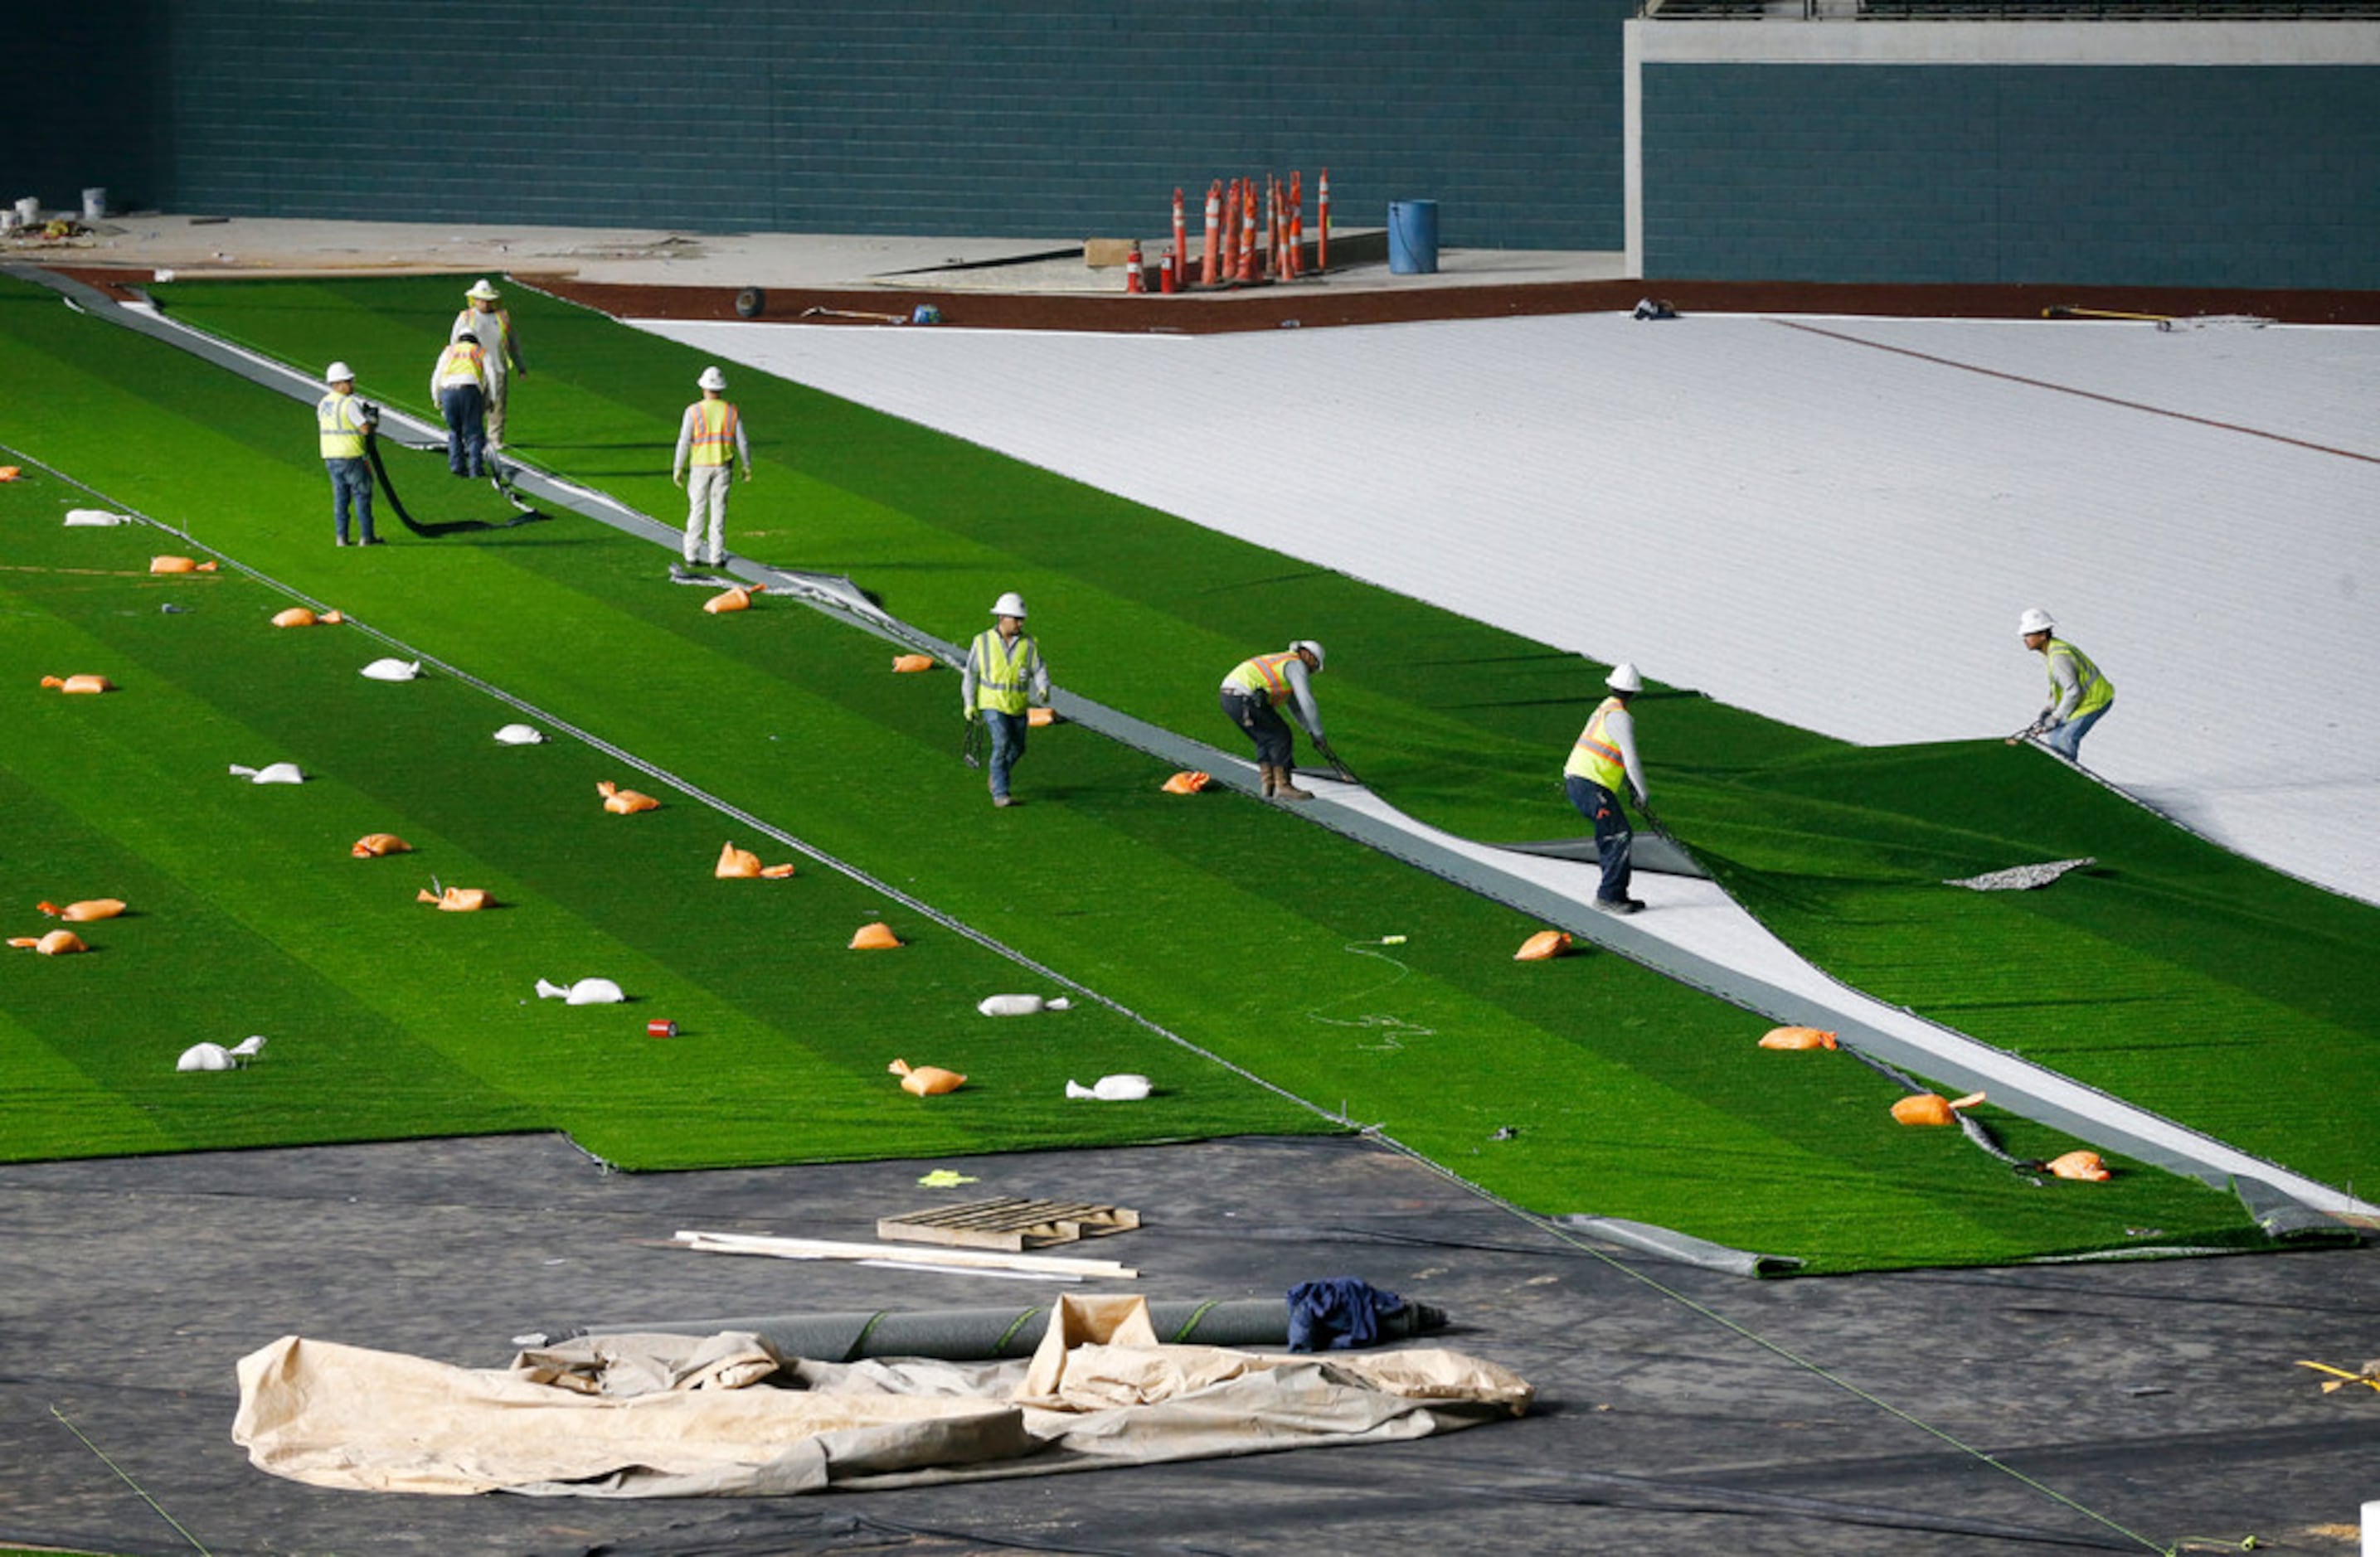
top-left (1564, 662), bottom-right (1649, 914)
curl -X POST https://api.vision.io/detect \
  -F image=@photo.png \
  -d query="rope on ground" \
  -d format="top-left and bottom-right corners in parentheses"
top-left (1304, 939), bottom-right (1436, 1050)
top-left (50, 1404), bottom-right (213, 1555)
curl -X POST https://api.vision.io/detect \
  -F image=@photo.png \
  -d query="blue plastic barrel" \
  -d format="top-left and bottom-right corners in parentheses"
top-left (1387, 199), bottom-right (1440, 274)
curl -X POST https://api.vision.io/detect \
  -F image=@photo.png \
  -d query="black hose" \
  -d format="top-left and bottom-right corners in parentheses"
top-left (366, 428), bottom-right (545, 538)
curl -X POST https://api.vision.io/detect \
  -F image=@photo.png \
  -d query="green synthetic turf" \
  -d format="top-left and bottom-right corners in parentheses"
top-left (0, 273), bottom-right (2334, 1273)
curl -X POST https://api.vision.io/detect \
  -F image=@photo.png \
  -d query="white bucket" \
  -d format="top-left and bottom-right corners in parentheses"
top-left (15, 196), bottom-right (41, 226)
top-left (81, 187), bottom-right (107, 221)
top-left (0, 209), bottom-right (17, 234)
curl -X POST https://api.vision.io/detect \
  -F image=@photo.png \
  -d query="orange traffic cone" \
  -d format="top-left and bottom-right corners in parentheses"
top-left (1201, 181), bottom-right (1222, 287)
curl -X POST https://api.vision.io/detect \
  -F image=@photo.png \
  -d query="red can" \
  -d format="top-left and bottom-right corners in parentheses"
top-left (646, 1019), bottom-right (678, 1039)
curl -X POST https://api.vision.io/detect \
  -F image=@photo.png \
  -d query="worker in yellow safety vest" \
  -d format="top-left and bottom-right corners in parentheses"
top-left (1564, 662), bottom-right (1649, 914)
top-left (1220, 640), bottom-right (1328, 801)
top-left (670, 366), bottom-right (751, 570)
top-left (962, 591), bottom-right (1053, 808)
top-left (316, 361), bottom-right (380, 547)
top-left (430, 333), bottom-right (493, 478)
top-left (450, 279), bottom-right (526, 451)
top-left (2012, 608), bottom-right (2115, 761)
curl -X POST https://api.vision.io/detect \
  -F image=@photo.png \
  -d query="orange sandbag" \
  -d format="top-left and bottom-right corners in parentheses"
top-left (1161, 770), bottom-right (1212, 795)
top-left (850, 921), bottom-right (903, 950)
top-left (417, 886), bottom-right (491, 912)
top-left (702, 584), bottom-right (765, 614)
top-left (1891, 1089), bottom-right (1986, 1127)
top-left (1513, 929), bottom-right (1572, 962)
top-left (272, 606), bottom-right (345, 628)
top-left (39, 899), bottom-right (126, 922)
top-left (41, 674), bottom-right (114, 695)
top-left (715, 842), bottom-right (796, 880)
top-left (349, 834), bottom-right (411, 858)
top-left (10, 929), bottom-right (90, 955)
top-left (0, 466), bottom-right (20, 481)
top-left (891, 653), bottom-right (936, 673)
top-left (2046, 1149), bottom-right (2110, 1181)
top-left (150, 555), bottom-right (217, 574)
top-left (599, 780), bottom-right (660, 815)
top-left (889, 1058), bottom-right (965, 1096)
top-left (1759, 1026), bottom-right (1838, 1050)
top-left (1028, 706), bottom-right (1056, 728)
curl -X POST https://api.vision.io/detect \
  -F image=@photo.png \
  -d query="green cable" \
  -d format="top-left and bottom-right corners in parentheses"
top-left (1169, 1298), bottom-right (1222, 1343)
top-left (51, 1404), bottom-right (213, 1555)
top-left (993, 1306), bottom-right (1045, 1356)
top-left (848, 1309), bottom-right (890, 1360)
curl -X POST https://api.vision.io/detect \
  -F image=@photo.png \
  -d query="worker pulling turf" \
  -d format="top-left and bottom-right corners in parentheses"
top-left (1564, 662), bottom-right (1649, 914)
top-left (1220, 639), bottom-right (1328, 801)
top-left (963, 592), bottom-right (1052, 808)
top-left (316, 361), bottom-right (381, 547)
top-left (2009, 608), bottom-right (2114, 761)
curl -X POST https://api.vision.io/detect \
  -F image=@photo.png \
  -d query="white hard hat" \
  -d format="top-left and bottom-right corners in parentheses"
top-left (991, 591), bottom-right (1027, 618)
top-left (697, 366), bottom-right (728, 391)
top-left (1290, 639), bottom-right (1325, 672)
top-left (324, 361), bottom-right (354, 384)
top-left (2018, 608), bottom-right (2054, 636)
top-left (466, 279), bottom-right (501, 300)
top-left (1606, 661), bottom-right (1644, 693)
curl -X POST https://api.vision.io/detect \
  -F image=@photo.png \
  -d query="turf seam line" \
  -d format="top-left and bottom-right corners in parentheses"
top-left (49, 1404), bottom-right (214, 1555)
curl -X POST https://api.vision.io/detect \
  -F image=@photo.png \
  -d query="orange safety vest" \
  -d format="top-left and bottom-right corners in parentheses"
top-left (1225, 651), bottom-right (1302, 706)
top-left (1564, 696), bottom-right (1629, 790)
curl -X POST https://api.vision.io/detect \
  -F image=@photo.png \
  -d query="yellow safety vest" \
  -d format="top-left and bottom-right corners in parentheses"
top-left (456, 307), bottom-right (512, 365)
top-left (318, 391), bottom-right (367, 458)
top-left (970, 629), bottom-right (1041, 715)
top-left (2045, 638), bottom-right (2114, 718)
top-left (435, 341), bottom-right (485, 387)
top-left (1225, 651), bottom-right (1301, 706)
top-left (1564, 696), bottom-right (1628, 790)
top-left (689, 399), bottom-right (738, 467)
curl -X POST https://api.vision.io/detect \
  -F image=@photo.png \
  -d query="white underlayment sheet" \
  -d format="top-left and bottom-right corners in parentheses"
top-left (638, 312), bottom-right (2380, 909)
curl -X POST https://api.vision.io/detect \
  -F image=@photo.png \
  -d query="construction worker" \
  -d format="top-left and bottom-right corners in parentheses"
top-left (450, 279), bottom-right (525, 450)
top-left (316, 361), bottom-right (380, 547)
top-left (430, 332), bottom-right (492, 478)
top-left (671, 366), bottom-right (750, 570)
top-left (962, 592), bottom-right (1052, 808)
top-left (1221, 640), bottom-right (1328, 802)
top-left (2013, 608), bottom-right (2114, 760)
top-left (1565, 662), bottom-right (1649, 914)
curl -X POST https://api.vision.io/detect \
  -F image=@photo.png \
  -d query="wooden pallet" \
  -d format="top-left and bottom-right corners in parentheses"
top-left (878, 1196), bottom-right (1140, 1253)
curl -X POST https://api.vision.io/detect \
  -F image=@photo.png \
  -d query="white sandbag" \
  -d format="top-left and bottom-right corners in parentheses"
top-left (229, 762), bottom-right (306, 785)
top-left (178, 1035), bottom-right (266, 1073)
top-left (1065, 1074), bottom-right (1151, 1102)
top-left (360, 658), bottom-right (422, 682)
top-left (535, 977), bottom-right (625, 1006)
top-left (493, 723), bottom-right (546, 745)
top-left (977, 993), bottom-right (1073, 1017)
top-left (64, 508), bottom-right (131, 526)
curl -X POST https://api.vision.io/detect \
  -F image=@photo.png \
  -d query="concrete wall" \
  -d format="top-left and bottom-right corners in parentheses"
top-left (10, 1), bottom-right (1633, 251)
top-left (1626, 22), bottom-right (2380, 288)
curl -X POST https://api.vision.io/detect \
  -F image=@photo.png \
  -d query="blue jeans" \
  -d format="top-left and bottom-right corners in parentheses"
top-left (2044, 707), bottom-right (2105, 761)
top-left (1566, 774), bottom-right (1634, 904)
top-left (326, 457), bottom-right (374, 543)
top-left (982, 709), bottom-right (1028, 800)
top-left (440, 385), bottom-right (487, 476)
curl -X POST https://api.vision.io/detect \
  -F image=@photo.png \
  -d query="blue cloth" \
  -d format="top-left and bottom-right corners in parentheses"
top-left (440, 384), bottom-right (488, 477)
top-left (982, 708), bottom-right (1028, 801)
top-left (2044, 706), bottom-right (2105, 762)
top-left (1566, 773), bottom-right (1634, 905)
top-left (1285, 1277), bottom-right (1406, 1352)
top-left (325, 456), bottom-right (375, 544)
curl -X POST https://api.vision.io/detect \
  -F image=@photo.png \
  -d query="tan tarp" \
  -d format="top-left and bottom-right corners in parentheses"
top-left (232, 1293), bottom-right (1532, 1498)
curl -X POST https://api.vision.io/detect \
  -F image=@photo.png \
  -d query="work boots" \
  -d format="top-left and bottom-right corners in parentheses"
top-left (1259, 764), bottom-right (1279, 799)
top-left (1274, 764), bottom-right (1315, 802)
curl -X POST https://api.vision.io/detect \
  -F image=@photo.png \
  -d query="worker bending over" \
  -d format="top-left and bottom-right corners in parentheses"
top-left (671, 366), bottom-right (750, 569)
top-left (430, 332), bottom-right (492, 478)
top-left (963, 592), bottom-right (1051, 808)
top-left (1565, 662), bottom-right (1649, 914)
top-left (2012, 608), bottom-right (2114, 761)
top-left (1221, 640), bottom-right (1328, 802)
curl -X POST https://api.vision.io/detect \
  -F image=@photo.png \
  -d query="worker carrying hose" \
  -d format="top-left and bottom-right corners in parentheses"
top-left (961, 591), bottom-right (1051, 808)
top-left (2010, 608), bottom-right (2114, 761)
top-left (671, 366), bottom-right (750, 570)
top-left (450, 279), bottom-right (526, 450)
top-left (317, 361), bottom-right (380, 547)
top-left (430, 333), bottom-right (493, 478)
top-left (1565, 662), bottom-right (1649, 914)
top-left (1221, 641), bottom-right (1328, 802)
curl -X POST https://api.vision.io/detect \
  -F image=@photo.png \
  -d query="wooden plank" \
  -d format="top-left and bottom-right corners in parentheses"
top-left (669, 1227), bottom-right (1136, 1279)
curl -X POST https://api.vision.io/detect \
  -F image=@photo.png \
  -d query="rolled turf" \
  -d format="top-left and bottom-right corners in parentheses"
top-left (0, 272), bottom-right (2342, 1272)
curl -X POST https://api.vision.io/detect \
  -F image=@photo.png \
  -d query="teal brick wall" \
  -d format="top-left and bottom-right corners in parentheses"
top-left (1642, 62), bottom-right (2380, 289)
top-left (15, 1), bottom-right (1630, 251)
